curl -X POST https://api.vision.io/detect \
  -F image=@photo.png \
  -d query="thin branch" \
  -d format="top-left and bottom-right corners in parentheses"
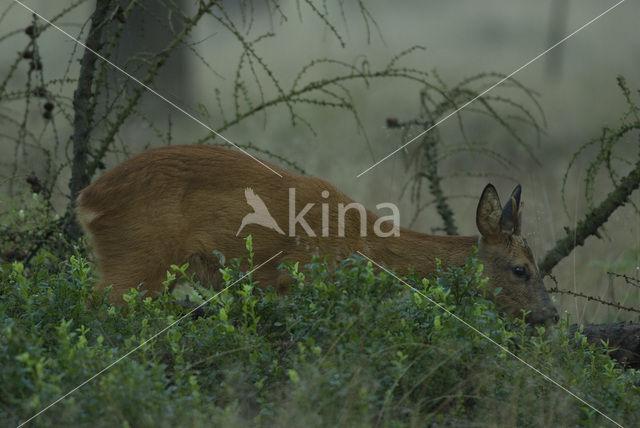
top-left (607, 271), bottom-right (640, 289)
top-left (550, 287), bottom-right (640, 314)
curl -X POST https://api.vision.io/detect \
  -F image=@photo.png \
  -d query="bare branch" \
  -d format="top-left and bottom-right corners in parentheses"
top-left (540, 159), bottom-right (640, 276)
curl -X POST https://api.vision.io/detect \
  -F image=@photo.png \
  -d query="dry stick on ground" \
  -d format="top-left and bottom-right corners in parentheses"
top-left (553, 283), bottom-right (640, 369)
top-left (569, 323), bottom-right (640, 369)
top-left (539, 159), bottom-right (640, 276)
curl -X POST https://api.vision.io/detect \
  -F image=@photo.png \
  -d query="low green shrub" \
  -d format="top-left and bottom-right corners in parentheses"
top-left (0, 239), bottom-right (638, 427)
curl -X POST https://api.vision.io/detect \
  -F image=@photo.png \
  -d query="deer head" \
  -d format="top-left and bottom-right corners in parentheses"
top-left (476, 184), bottom-right (559, 326)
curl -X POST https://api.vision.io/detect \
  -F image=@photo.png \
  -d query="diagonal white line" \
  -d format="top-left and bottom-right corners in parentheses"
top-left (356, 251), bottom-right (624, 428)
top-left (12, 0), bottom-right (283, 178)
top-left (17, 251), bottom-right (283, 428)
top-left (357, 0), bottom-right (627, 178)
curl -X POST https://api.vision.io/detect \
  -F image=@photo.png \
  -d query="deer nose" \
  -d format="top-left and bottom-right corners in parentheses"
top-left (547, 307), bottom-right (560, 325)
top-left (529, 307), bottom-right (559, 326)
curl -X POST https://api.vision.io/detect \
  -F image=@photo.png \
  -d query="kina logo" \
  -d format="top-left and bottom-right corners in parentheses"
top-left (236, 188), bottom-right (285, 236)
top-left (236, 187), bottom-right (400, 238)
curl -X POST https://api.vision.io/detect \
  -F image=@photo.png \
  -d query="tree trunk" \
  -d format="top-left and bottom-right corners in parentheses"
top-left (64, 0), bottom-right (113, 240)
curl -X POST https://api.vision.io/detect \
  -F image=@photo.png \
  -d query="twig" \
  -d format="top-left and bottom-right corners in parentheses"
top-left (418, 125), bottom-right (458, 235)
top-left (549, 286), bottom-right (640, 314)
top-left (607, 271), bottom-right (640, 289)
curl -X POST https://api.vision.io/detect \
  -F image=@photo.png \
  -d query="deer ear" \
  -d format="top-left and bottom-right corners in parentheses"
top-left (476, 184), bottom-right (503, 238)
top-left (514, 201), bottom-right (523, 235)
top-left (500, 184), bottom-right (522, 234)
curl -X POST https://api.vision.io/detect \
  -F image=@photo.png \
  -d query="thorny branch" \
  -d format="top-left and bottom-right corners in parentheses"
top-left (546, 274), bottom-right (640, 314)
top-left (539, 159), bottom-right (640, 276)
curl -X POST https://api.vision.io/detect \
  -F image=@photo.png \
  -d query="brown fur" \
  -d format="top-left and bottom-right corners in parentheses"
top-left (76, 144), bottom-right (558, 325)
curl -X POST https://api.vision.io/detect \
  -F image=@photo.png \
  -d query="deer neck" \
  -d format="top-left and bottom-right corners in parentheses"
top-left (366, 229), bottom-right (479, 279)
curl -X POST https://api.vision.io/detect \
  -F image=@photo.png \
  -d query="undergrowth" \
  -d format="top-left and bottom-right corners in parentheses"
top-left (0, 240), bottom-right (638, 427)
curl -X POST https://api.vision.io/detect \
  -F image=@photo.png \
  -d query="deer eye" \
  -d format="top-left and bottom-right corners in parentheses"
top-left (513, 266), bottom-right (526, 277)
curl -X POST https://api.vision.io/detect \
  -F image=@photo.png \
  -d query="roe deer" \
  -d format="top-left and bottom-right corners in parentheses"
top-left (76, 144), bottom-right (558, 326)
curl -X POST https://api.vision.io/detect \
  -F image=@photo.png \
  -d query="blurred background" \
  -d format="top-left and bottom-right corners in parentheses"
top-left (1, 0), bottom-right (638, 324)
